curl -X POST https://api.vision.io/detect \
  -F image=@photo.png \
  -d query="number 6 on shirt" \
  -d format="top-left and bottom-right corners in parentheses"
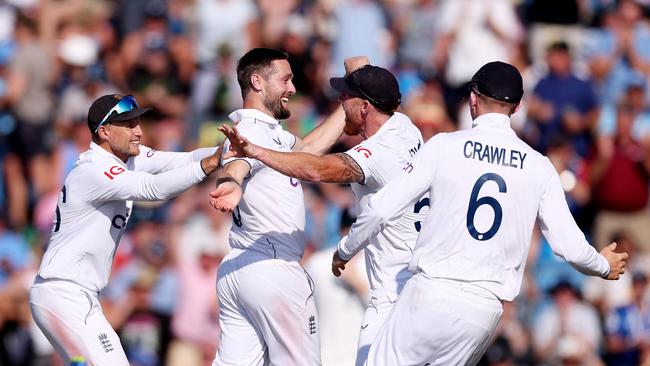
top-left (466, 173), bottom-right (507, 241)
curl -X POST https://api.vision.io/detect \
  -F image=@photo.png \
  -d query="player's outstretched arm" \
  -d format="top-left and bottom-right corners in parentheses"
top-left (209, 159), bottom-right (249, 212)
top-left (599, 242), bottom-right (629, 280)
top-left (220, 124), bottom-right (364, 184)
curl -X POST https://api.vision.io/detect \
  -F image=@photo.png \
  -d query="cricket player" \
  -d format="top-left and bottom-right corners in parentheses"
top-left (336, 62), bottom-right (629, 365)
top-left (208, 48), bottom-right (347, 366)
top-left (219, 59), bottom-right (426, 365)
top-left (29, 94), bottom-right (224, 365)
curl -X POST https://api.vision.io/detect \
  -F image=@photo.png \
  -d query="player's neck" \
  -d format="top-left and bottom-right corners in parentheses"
top-left (363, 114), bottom-right (391, 138)
top-left (243, 98), bottom-right (276, 120)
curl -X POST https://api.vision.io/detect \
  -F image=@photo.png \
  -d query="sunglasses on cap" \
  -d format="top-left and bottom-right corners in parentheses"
top-left (94, 95), bottom-right (139, 133)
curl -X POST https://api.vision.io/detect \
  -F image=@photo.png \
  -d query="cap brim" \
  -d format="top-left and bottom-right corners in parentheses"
top-left (109, 108), bottom-right (152, 123)
top-left (330, 77), bottom-right (355, 94)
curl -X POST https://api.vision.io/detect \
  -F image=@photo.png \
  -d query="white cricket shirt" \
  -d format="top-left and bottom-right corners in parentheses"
top-left (38, 142), bottom-right (210, 292)
top-left (340, 112), bottom-right (426, 301)
top-left (222, 109), bottom-right (306, 262)
top-left (342, 113), bottom-right (610, 301)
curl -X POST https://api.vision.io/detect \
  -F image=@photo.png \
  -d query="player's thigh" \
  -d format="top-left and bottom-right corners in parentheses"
top-left (29, 281), bottom-right (129, 366)
top-left (356, 297), bottom-right (395, 366)
top-left (214, 257), bottom-right (267, 366)
top-left (367, 277), bottom-right (502, 366)
top-left (238, 260), bottom-right (320, 366)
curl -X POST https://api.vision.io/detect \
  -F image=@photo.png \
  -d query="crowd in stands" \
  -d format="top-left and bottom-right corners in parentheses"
top-left (1, 0), bottom-right (650, 365)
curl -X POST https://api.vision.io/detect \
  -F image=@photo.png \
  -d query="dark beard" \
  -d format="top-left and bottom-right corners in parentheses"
top-left (264, 97), bottom-right (291, 120)
top-left (343, 118), bottom-right (361, 135)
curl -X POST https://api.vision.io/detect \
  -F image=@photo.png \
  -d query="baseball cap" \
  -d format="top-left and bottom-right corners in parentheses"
top-left (330, 65), bottom-right (401, 112)
top-left (87, 94), bottom-right (151, 133)
top-left (467, 61), bottom-right (523, 104)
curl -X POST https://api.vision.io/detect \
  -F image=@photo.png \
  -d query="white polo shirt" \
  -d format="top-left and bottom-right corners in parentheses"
top-left (38, 143), bottom-right (209, 292)
top-left (222, 109), bottom-right (306, 262)
top-left (340, 112), bottom-right (426, 301)
top-left (342, 113), bottom-right (609, 301)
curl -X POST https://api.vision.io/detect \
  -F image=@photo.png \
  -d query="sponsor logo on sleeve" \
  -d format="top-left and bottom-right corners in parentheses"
top-left (103, 166), bottom-right (125, 180)
top-left (353, 146), bottom-right (372, 158)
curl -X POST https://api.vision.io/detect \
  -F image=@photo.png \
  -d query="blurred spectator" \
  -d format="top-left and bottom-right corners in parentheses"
top-left (192, 0), bottom-right (259, 66)
top-left (304, 207), bottom-right (367, 366)
top-left (478, 301), bottom-right (532, 365)
top-left (330, 0), bottom-right (392, 77)
top-left (304, 185), bottom-right (347, 250)
top-left (584, 0), bottom-right (650, 105)
top-left (256, 0), bottom-right (299, 48)
top-left (603, 272), bottom-right (650, 365)
top-left (477, 336), bottom-right (515, 366)
top-left (106, 266), bottom-right (173, 366)
top-left (436, 0), bottom-right (523, 119)
top-left (168, 232), bottom-right (228, 366)
top-left (403, 70), bottom-right (454, 139)
top-left (532, 280), bottom-right (603, 365)
top-left (121, 6), bottom-right (192, 121)
top-left (391, 0), bottom-right (441, 72)
top-left (524, 0), bottom-right (590, 67)
top-left (546, 135), bottom-right (592, 229)
top-left (588, 92), bottom-right (650, 251)
top-left (168, 181), bottom-right (230, 366)
top-left (4, 1), bottom-right (650, 364)
top-left (4, 12), bottom-right (56, 228)
top-left (0, 272), bottom-right (35, 366)
top-left (527, 41), bottom-right (599, 157)
top-left (584, 230), bottom-right (650, 314)
top-left (0, 216), bottom-right (32, 286)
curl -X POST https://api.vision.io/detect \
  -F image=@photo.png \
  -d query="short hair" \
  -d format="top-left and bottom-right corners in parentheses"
top-left (473, 88), bottom-right (518, 115)
top-left (237, 48), bottom-right (289, 98)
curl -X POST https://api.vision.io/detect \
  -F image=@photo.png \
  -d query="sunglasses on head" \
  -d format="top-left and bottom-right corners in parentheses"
top-left (95, 95), bottom-right (139, 133)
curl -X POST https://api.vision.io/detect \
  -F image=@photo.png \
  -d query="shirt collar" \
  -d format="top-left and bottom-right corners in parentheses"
top-left (375, 112), bottom-right (410, 135)
top-left (472, 113), bottom-right (512, 130)
top-left (229, 109), bottom-right (280, 125)
top-left (89, 141), bottom-right (128, 166)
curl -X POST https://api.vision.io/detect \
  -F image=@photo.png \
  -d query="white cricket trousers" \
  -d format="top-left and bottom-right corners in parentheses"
top-left (366, 274), bottom-right (503, 366)
top-left (355, 294), bottom-right (396, 366)
top-left (29, 277), bottom-right (129, 366)
top-left (213, 248), bottom-right (320, 366)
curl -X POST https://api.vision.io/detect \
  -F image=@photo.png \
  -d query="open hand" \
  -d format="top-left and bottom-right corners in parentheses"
top-left (209, 180), bottom-right (242, 212)
top-left (219, 124), bottom-right (259, 159)
top-left (600, 242), bottom-right (629, 280)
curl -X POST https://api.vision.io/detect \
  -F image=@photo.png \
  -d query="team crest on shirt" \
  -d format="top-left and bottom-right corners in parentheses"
top-left (98, 333), bottom-right (114, 353)
top-left (308, 315), bottom-right (317, 335)
top-left (146, 149), bottom-right (156, 157)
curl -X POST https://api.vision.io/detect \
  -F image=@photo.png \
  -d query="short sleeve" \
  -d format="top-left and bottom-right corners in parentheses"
top-left (222, 121), bottom-right (268, 174)
top-left (344, 140), bottom-right (388, 186)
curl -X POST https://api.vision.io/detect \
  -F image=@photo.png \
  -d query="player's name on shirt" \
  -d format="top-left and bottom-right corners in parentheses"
top-left (463, 140), bottom-right (527, 170)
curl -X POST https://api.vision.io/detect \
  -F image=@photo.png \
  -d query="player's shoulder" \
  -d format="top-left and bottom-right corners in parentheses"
top-left (73, 149), bottom-right (129, 185)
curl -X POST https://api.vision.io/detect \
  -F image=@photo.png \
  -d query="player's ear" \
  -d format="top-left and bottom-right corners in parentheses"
top-left (511, 102), bottom-right (521, 115)
top-left (469, 92), bottom-right (478, 108)
top-left (97, 124), bottom-right (110, 141)
top-left (251, 73), bottom-right (264, 92)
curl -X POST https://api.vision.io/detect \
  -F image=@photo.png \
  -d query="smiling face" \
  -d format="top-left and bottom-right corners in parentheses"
top-left (261, 59), bottom-right (296, 120)
top-left (100, 118), bottom-right (143, 162)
